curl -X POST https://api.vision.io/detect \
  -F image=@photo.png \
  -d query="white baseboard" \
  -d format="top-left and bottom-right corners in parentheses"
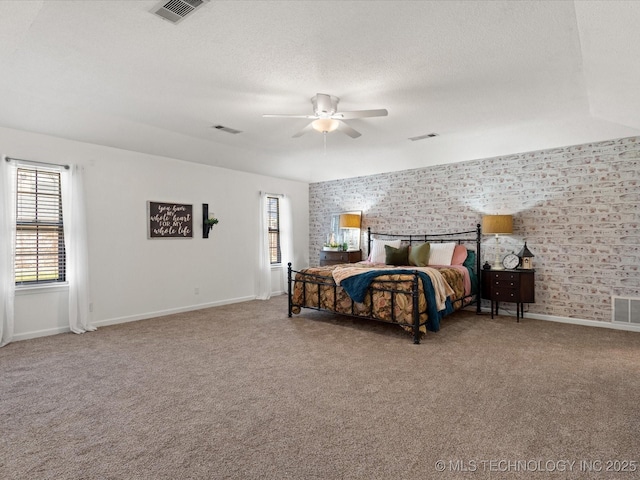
top-left (93, 295), bottom-right (256, 328)
top-left (526, 312), bottom-right (640, 332)
top-left (13, 326), bottom-right (71, 342)
top-left (13, 297), bottom-right (638, 343)
top-left (481, 306), bottom-right (640, 333)
top-left (10, 296), bottom-right (258, 343)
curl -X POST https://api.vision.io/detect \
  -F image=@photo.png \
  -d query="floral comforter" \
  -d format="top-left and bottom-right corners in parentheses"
top-left (290, 263), bottom-right (467, 334)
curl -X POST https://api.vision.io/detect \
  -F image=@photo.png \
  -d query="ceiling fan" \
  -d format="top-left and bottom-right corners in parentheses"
top-left (263, 93), bottom-right (388, 138)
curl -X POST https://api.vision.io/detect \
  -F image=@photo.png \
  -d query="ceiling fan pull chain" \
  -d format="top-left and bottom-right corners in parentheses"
top-left (323, 131), bottom-right (327, 155)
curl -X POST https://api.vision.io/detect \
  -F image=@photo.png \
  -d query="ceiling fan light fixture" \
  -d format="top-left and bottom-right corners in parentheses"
top-left (312, 118), bottom-right (339, 133)
top-left (264, 93), bottom-right (386, 138)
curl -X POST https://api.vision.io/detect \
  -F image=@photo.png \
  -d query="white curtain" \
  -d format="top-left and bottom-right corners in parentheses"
top-left (279, 195), bottom-right (293, 291)
top-left (257, 192), bottom-right (294, 300)
top-left (61, 165), bottom-right (96, 334)
top-left (256, 192), bottom-right (272, 300)
top-left (0, 159), bottom-right (15, 347)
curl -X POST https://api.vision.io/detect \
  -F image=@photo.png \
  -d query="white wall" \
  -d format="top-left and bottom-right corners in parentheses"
top-left (1, 127), bottom-right (309, 340)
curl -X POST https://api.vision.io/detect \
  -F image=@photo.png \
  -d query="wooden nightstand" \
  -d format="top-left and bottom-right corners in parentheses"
top-left (319, 250), bottom-right (362, 266)
top-left (481, 269), bottom-right (535, 321)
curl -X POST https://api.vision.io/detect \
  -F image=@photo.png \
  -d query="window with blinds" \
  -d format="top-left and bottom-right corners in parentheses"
top-left (15, 167), bottom-right (66, 285)
top-left (267, 196), bottom-right (281, 264)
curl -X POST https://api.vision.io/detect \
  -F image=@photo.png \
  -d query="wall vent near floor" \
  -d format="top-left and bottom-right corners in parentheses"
top-left (150, 0), bottom-right (209, 24)
top-left (612, 296), bottom-right (640, 324)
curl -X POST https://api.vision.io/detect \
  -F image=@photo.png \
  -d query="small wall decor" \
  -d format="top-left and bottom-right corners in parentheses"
top-left (147, 201), bottom-right (193, 238)
top-left (202, 203), bottom-right (219, 238)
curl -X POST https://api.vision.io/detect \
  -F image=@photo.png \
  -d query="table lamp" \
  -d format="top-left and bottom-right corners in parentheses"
top-left (482, 214), bottom-right (513, 269)
top-left (339, 213), bottom-right (361, 250)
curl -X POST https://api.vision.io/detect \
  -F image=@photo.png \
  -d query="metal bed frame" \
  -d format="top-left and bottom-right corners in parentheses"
top-left (288, 224), bottom-right (482, 344)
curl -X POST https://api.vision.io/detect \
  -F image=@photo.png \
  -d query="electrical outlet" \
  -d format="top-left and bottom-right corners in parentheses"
top-left (194, 287), bottom-right (199, 295)
top-left (89, 302), bottom-right (93, 312)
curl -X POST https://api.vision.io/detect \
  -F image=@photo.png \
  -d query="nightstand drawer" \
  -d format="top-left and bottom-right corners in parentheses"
top-left (489, 271), bottom-right (520, 284)
top-left (493, 289), bottom-right (519, 301)
top-left (492, 278), bottom-right (520, 289)
top-left (319, 250), bottom-right (362, 266)
top-left (320, 251), bottom-right (350, 263)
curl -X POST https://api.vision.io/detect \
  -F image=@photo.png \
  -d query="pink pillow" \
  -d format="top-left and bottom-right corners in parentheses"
top-left (451, 244), bottom-right (468, 265)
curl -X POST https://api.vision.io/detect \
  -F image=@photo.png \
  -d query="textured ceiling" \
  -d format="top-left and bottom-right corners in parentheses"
top-left (0, 0), bottom-right (638, 183)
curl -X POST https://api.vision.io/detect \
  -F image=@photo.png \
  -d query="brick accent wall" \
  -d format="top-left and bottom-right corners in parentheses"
top-left (309, 136), bottom-right (640, 322)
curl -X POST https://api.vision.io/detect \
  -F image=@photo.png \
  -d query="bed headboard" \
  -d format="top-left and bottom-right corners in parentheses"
top-left (367, 224), bottom-right (482, 256)
top-left (365, 223), bottom-right (483, 314)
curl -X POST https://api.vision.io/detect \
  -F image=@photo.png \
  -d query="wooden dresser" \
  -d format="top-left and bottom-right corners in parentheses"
top-left (319, 250), bottom-right (362, 266)
top-left (481, 269), bottom-right (535, 321)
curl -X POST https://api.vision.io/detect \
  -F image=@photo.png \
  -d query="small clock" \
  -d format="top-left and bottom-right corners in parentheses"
top-left (502, 253), bottom-right (520, 270)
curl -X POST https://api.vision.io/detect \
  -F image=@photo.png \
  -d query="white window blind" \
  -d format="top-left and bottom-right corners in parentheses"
top-left (267, 196), bottom-right (281, 264)
top-left (15, 167), bottom-right (66, 284)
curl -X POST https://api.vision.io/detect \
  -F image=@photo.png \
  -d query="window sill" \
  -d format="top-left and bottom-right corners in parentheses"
top-left (15, 282), bottom-right (69, 296)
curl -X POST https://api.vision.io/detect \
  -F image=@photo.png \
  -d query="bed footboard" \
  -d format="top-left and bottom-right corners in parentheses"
top-left (288, 261), bottom-right (293, 318)
top-left (288, 262), bottom-right (429, 344)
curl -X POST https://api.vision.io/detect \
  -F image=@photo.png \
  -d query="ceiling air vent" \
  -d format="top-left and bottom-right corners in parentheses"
top-left (151, 0), bottom-right (209, 24)
top-left (212, 125), bottom-right (242, 135)
top-left (408, 133), bottom-right (438, 142)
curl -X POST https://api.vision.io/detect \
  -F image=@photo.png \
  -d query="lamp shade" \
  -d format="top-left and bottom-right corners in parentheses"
top-left (312, 118), bottom-right (339, 133)
top-left (482, 214), bottom-right (513, 235)
top-left (339, 213), bottom-right (360, 229)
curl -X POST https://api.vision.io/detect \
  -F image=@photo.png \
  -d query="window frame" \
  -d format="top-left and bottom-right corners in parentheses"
top-left (267, 196), bottom-right (282, 265)
top-left (14, 166), bottom-right (67, 286)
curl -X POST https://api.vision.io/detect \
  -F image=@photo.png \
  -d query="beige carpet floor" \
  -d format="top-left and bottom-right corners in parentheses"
top-left (1, 295), bottom-right (639, 479)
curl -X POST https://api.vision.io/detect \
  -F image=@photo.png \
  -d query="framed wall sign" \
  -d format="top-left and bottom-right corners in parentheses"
top-left (147, 201), bottom-right (193, 238)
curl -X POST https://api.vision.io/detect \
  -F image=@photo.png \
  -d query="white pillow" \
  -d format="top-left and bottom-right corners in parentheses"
top-left (369, 238), bottom-right (401, 264)
top-left (428, 242), bottom-right (457, 266)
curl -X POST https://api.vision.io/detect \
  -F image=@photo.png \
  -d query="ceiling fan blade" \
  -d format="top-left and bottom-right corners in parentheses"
top-left (333, 109), bottom-right (388, 119)
top-left (337, 121), bottom-right (361, 138)
top-left (263, 114), bottom-right (317, 119)
top-left (292, 122), bottom-right (315, 138)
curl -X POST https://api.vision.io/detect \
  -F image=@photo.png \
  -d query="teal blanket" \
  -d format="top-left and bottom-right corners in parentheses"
top-left (340, 269), bottom-right (453, 332)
